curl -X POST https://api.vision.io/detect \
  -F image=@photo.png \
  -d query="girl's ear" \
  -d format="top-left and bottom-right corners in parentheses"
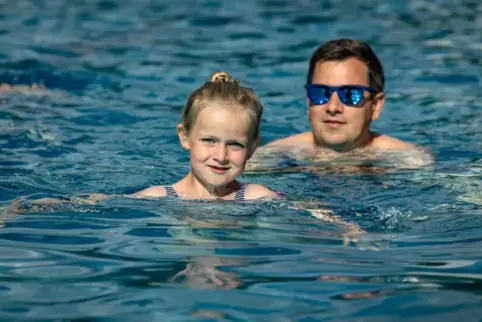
top-left (176, 124), bottom-right (190, 150)
top-left (247, 136), bottom-right (261, 160)
top-left (256, 136), bottom-right (261, 148)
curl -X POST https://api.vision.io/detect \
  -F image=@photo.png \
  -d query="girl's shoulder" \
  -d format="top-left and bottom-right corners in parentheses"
top-left (242, 183), bottom-right (285, 200)
top-left (133, 185), bottom-right (167, 198)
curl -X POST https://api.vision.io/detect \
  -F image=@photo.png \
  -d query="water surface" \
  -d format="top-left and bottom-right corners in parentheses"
top-left (1, 0), bottom-right (482, 320)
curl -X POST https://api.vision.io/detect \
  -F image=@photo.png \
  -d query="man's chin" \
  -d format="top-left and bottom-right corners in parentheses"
top-left (314, 135), bottom-right (352, 151)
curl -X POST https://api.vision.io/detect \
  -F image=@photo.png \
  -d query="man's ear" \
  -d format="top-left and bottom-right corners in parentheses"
top-left (371, 92), bottom-right (385, 121)
top-left (176, 124), bottom-right (190, 150)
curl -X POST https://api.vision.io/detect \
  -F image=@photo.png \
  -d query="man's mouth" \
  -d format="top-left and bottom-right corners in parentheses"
top-left (324, 120), bottom-right (345, 127)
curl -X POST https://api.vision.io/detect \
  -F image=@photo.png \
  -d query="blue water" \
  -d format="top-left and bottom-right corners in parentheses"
top-left (1, 0), bottom-right (482, 320)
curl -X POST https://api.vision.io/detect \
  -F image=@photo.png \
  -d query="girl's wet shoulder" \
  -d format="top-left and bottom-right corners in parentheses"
top-left (243, 184), bottom-right (282, 200)
top-left (133, 185), bottom-right (167, 198)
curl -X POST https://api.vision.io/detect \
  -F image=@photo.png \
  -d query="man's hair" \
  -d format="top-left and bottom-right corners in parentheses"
top-left (306, 38), bottom-right (384, 92)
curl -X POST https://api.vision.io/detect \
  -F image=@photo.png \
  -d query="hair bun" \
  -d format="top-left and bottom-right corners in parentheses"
top-left (210, 71), bottom-right (233, 83)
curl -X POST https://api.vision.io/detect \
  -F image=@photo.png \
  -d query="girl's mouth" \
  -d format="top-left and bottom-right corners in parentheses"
top-left (208, 165), bottom-right (229, 174)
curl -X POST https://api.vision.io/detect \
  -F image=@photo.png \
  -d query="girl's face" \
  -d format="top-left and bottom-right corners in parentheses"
top-left (177, 103), bottom-right (255, 188)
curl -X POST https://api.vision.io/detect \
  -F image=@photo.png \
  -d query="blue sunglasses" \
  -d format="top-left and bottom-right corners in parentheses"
top-left (305, 84), bottom-right (377, 107)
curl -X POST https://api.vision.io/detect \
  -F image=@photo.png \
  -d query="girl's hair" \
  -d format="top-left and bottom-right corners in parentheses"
top-left (181, 71), bottom-right (263, 149)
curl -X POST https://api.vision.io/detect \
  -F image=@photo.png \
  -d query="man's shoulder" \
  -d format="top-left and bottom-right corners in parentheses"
top-left (264, 132), bottom-right (416, 150)
top-left (371, 134), bottom-right (434, 167)
top-left (264, 132), bottom-right (314, 147)
top-left (371, 134), bottom-right (416, 150)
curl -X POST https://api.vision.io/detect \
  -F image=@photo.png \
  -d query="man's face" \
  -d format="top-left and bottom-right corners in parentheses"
top-left (308, 58), bottom-right (384, 151)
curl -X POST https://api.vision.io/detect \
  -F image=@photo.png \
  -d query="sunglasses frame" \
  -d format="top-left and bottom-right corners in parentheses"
top-left (305, 84), bottom-right (377, 107)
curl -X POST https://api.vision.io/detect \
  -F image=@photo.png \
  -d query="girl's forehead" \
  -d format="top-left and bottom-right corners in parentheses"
top-left (197, 104), bottom-right (251, 124)
top-left (195, 114), bottom-right (249, 132)
top-left (190, 106), bottom-right (255, 139)
top-left (201, 101), bottom-right (245, 113)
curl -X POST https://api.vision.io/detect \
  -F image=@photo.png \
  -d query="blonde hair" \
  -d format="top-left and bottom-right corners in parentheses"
top-left (181, 71), bottom-right (263, 149)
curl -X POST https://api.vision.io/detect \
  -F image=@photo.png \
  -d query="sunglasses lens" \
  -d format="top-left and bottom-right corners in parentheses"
top-left (307, 85), bottom-right (329, 105)
top-left (339, 86), bottom-right (365, 106)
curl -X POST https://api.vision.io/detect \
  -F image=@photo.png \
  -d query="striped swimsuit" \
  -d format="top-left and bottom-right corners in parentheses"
top-left (164, 184), bottom-right (247, 201)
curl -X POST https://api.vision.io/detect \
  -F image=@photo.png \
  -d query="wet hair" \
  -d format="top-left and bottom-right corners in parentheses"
top-left (306, 38), bottom-right (384, 92)
top-left (181, 71), bottom-right (263, 149)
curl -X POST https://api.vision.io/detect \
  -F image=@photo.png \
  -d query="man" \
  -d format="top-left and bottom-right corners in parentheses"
top-left (254, 38), bottom-right (432, 169)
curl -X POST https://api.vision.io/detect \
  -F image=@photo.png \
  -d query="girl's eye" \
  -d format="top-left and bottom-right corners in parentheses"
top-left (229, 142), bottom-right (244, 149)
top-left (201, 138), bottom-right (215, 144)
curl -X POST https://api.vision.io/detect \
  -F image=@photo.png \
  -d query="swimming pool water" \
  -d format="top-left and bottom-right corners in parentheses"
top-left (0, 0), bottom-right (481, 320)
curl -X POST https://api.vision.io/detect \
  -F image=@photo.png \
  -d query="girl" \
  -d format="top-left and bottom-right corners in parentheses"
top-left (134, 71), bottom-right (279, 201)
top-left (5, 71), bottom-right (280, 214)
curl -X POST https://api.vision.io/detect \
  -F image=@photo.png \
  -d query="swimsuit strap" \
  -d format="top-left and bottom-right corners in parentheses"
top-left (234, 183), bottom-right (247, 201)
top-left (165, 184), bottom-right (247, 200)
top-left (164, 185), bottom-right (179, 198)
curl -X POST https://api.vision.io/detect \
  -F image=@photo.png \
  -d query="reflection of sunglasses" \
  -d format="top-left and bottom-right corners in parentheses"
top-left (305, 84), bottom-right (377, 107)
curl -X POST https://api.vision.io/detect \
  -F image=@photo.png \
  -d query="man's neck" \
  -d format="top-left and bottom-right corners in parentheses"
top-left (312, 131), bottom-right (377, 153)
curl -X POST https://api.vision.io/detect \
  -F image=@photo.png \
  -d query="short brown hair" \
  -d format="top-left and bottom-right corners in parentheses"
top-left (306, 39), bottom-right (384, 92)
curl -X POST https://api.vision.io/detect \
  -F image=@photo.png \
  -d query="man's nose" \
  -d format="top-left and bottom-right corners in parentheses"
top-left (325, 91), bottom-right (344, 115)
